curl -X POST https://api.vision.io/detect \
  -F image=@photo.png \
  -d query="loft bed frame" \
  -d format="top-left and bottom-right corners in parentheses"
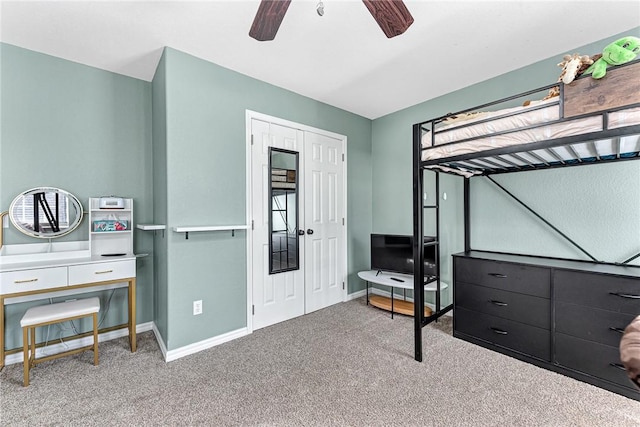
top-left (410, 59), bottom-right (640, 362)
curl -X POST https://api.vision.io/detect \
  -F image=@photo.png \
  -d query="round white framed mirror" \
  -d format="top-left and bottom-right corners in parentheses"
top-left (9, 187), bottom-right (84, 239)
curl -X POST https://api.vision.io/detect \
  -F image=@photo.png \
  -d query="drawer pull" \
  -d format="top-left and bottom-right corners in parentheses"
top-left (94, 270), bottom-right (114, 275)
top-left (490, 327), bottom-right (508, 335)
top-left (609, 363), bottom-right (626, 371)
top-left (14, 278), bottom-right (38, 284)
top-left (609, 292), bottom-right (640, 299)
top-left (489, 300), bottom-right (508, 307)
top-left (489, 273), bottom-right (507, 279)
top-left (609, 327), bottom-right (625, 334)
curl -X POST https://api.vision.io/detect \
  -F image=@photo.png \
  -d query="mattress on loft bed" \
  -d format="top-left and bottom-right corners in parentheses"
top-left (420, 105), bottom-right (640, 162)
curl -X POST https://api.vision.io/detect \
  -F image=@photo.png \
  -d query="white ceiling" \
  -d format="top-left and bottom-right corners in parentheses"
top-left (1, 1), bottom-right (639, 119)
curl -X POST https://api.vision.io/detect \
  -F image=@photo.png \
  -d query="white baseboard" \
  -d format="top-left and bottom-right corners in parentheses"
top-left (137, 321), bottom-right (154, 333)
top-left (3, 322), bottom-right (154, 366)
top-left (152, 323), bottom-right (168, 361)
top-left (163, 327), bottom-right (248, 362)
top-left (346, 289), bottom-right (367, 301)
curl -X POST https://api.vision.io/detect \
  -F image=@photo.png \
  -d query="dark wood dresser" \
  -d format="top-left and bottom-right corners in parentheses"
top-left (453, 251), bottom-right (640, 400)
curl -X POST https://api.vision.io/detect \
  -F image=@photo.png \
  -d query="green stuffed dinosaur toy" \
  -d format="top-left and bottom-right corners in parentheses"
top-left (583, 36), bottom-right (640, 79)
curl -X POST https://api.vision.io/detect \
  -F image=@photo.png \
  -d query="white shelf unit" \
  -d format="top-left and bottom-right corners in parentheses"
top-left (89, 198), bottom-right (133, 256)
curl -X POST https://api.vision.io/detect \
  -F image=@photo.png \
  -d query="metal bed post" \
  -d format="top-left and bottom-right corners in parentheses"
top-left (434, 172), bottom-right (441, 315)
top-left (412, 123), bottom-right (425, 362)
top-left (464, 178), bottom-right (470, 252)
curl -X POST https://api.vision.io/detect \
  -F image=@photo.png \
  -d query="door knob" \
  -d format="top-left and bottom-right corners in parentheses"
top-left (307, 229), bottom-right (314, 235)
top-left (298, 229), bottom-right (305, 236)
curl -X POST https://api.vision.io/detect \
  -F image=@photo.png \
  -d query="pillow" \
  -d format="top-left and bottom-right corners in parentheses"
top-left (620, 315), bottom-right (640, 388)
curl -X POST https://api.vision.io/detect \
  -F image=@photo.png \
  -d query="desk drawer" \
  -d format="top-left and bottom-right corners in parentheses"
top-left (68, 260), bottom-right (135, 285)
top-left (455, 306), bottom-right (551, 361)
top-left (554, 270), bottom-right (640, 314)
top-left (455, 282), bottom-right (550, 329)
top-left (556, 333), bottom-right (636, 390)
top-left (455, 257), bottom-right (550, 298)
top-left (0, 267), bottom-right (68, 295)
top-left (555, 301), bottom-right (634, 348)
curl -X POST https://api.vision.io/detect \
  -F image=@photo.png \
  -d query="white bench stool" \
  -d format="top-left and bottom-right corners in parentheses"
top-left (20, 297), bottom-right (100, 387)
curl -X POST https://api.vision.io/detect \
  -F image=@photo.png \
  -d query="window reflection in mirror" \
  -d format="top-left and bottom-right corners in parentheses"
top-left (269, 147), bottom-right (299, 274)
top-left (9, 187), bottom-right (84, 238)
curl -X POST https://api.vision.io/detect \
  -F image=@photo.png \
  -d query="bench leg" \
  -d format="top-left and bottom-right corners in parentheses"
top-left (30, 327), bottom-right (35, 366)
top-left (22, 327), bottom-right (29, 387)
top-left (93, 312), bottom-right (98, 366)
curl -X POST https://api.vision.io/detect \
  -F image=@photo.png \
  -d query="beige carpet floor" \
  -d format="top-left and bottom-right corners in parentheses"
top-left (1, 297), bottom-right (639, 426)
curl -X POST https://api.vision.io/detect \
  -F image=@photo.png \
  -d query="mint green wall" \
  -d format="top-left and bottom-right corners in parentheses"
top-left (152, 50), bottom-right (169, 341)
top-left (156, 48), bottom-right (372, 351)
top-left (371, 25), bottom-right (640, 296)
top-left (471, 162), bottom-right (639, 264)
top-left (0, 43), bottom-right (154, 349)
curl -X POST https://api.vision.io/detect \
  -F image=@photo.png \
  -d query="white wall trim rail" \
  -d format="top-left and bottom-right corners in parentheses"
top-left (172, 225), bottom-right (249, 239)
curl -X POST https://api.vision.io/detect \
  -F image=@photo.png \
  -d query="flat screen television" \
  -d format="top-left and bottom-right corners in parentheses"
top-left (370, 234), bottom-right (436, 276)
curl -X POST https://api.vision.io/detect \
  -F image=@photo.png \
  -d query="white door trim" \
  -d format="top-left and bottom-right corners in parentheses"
top-left (245, 110), bottom-right (348, 334)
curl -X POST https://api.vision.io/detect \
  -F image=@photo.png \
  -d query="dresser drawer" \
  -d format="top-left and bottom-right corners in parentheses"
top-left (455, 281), bottom-right (550, 329)
top-left (68, 260), bottom-right (135, 285)
top-left (0, 267), bottom-right (68, 295)
top-left (556, 333), bottom-right (636, 391)
top-left (555, 301), bottom-right (634, 348)
top-left (455, 257), bottom-right (550, 298)
top-left (554, 270), bottom-right (640, 314)
top-left (455, 307), bottom-right (551, 361)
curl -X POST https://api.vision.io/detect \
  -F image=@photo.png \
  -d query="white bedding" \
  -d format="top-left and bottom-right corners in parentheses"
top-left (421, 105), bottom-right (640, 162)
top-left (426, 98), bottom-right (560, 146)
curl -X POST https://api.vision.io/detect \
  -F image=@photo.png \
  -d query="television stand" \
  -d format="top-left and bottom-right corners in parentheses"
top-left (357, 270), bottom-right (448, 319)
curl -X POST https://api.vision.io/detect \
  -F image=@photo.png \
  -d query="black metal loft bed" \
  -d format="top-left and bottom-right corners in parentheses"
top-left (410, 60), bottom-right (640, 362)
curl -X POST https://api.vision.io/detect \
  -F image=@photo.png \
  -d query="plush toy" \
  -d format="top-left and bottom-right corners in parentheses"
top-left (582, 36), bottom-right (640, 79)
top-left (620, 315), bottom-right (640, 388)
top-left (522, 54), bottom-right (592, 106)
top-left (558, 53), bottom-right (594, 84)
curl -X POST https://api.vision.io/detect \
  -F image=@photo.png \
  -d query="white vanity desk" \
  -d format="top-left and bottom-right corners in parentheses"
top-left (0, 242), bottom-right (137, 369)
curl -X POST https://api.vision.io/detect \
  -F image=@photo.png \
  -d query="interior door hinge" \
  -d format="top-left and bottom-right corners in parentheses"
top-left (251, 220), bottom-right (254, 230)
top-left (252, 305), bottom-right (255, 315)
top-left (342, 218), bottom-right (345, 226)
top-left (251, 134), bottom-right (254, 145)
top-left (342, 282), bottom-right (345, 290)
top-left (342, 153), bottom-right (345, 162)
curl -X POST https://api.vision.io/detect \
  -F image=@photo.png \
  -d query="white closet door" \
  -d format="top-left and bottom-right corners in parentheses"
top-left (303, 131), bottom-right (345, 313)
top-left (251, 119), bottom-right (305, 330)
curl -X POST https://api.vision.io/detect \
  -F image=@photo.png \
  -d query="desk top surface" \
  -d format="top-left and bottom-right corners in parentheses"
top-left (358, 270), bottom-right (449, 292)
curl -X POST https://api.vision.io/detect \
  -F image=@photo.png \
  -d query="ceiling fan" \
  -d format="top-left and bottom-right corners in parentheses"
top-left (249, 0), bottom-right (414, 42)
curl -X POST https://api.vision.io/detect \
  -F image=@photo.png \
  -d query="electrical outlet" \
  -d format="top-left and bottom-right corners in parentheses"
top-left (193, 300), bottom-right (203, 315)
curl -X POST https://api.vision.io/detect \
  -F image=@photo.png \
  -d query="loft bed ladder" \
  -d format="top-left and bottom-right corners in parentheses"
top-left (412, 124), bottom-right (453, 362)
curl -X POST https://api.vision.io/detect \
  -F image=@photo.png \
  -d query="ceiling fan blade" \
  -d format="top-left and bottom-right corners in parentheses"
top-left (249, 0), bottom-right (292, 41)
top-left (362, 0), bottom-right (414, 38)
